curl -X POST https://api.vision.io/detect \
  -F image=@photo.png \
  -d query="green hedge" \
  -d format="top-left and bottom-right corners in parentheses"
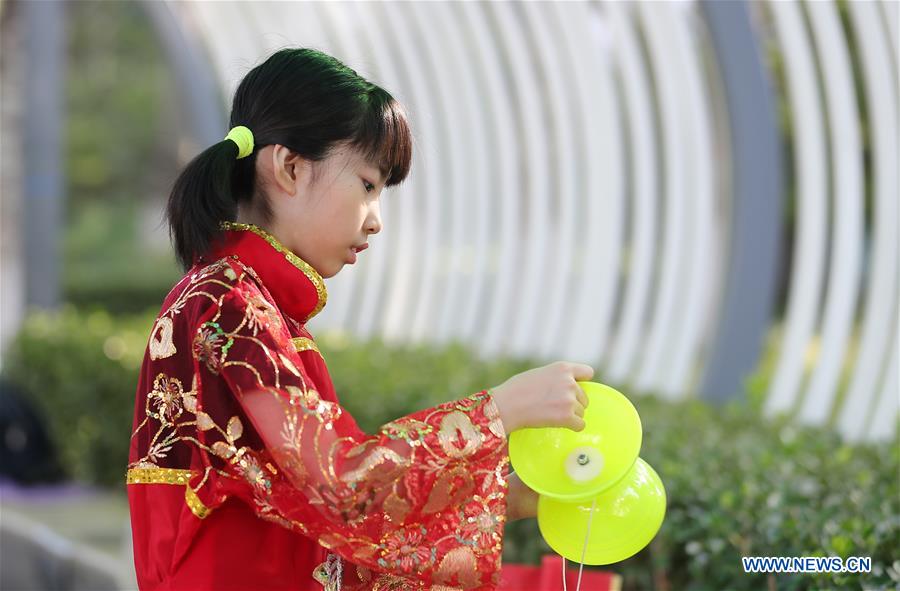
top-left (3, 307), bottom-right (897, 590)
top-left (3, 307), bottom-right (152, 486)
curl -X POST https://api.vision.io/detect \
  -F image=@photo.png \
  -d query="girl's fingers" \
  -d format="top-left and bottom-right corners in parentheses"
top-left (570, 363), bottom-right (594, 381)
top-left (575, 384), bottom-right (589, 408)
top-left (571, 416), bottom-right (587, 432)
top-left (573, 401), bottom-right (585, 419)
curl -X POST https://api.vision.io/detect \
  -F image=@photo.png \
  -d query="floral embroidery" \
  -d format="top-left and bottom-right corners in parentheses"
top-left (380, 418), bottom-right (434, 447)
top-left (193, 322), bottom-right (233, 374)
top-left (340, 447), bottom-right (410, 486)
top-left (210, 415), bottom-right (272, 494)
top-left (245, 292), bottom-right (282, 336)
top-left (238, 454), bottom-right (271, 492)
top-left (147, 374), bottom-right (186, 426)
top-left (483, 395), bottom-right (506, 441)
top-left (196, 411), bottom-right (216, 431)
top-left (383, 489), bottom-right (412, 524)
top-left (372, 573), bottom-right (421, 591)
top-left (286, 385), bottom-right (316, 408)
top-left (434, 547), bottom-right (479, 589)
top-left (458, 496), bottom-right (505, 550)
top-left (437, 412), bottom-right (482, 458)
top-left (194, 258), bottom-right (231, 281)
top-left (314, 481), bottom-right (376, 525)
top-left (149, 316), bottom-right (177, 360)
top-left (182, 386), bottom-right (198, 414)
top-left (423, 466), bottom-right (475, 514)
top-left (452, 390), bottom-right (491, 412)
top-left (285, 386), bottom-right (341, 426)
top-left (378, 525), bottom-right (435, 574)
top-left (270, 445), bottom-right (309, 487)
top-left (132, 374), bottom-right (200, 466)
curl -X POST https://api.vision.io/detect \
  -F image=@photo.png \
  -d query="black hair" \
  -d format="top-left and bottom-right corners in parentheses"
top-left (166, 48), bottom-right (413, 270)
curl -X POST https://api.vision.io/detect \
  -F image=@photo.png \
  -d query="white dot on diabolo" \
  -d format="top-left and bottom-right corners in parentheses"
top-left (564, 446), bottom-right (603, 482)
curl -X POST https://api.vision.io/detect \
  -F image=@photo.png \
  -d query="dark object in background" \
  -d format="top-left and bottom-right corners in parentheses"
top-left (0, 379), bottom-right (66, 484)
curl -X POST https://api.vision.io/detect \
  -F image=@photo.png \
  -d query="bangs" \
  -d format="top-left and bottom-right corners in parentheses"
top-left (352, 91), bottom-right (413, 187)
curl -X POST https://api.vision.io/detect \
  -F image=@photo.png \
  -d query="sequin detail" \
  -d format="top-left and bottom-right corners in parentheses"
top-left (127, 466), bottom-right (192, 485)
top-left (184, 485), bottom-right (211, 519)
top-left (292, 336), bottom-right (322, 357)
top-left (126, 467), bottom-right (211, 520)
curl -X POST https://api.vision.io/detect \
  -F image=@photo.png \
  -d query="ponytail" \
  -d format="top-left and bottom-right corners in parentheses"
top-left (166, 134), bottom-right (255, 270)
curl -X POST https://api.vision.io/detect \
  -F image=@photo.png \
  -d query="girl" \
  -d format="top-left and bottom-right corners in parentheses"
top-left (127, 47), bottom-right (593, 591)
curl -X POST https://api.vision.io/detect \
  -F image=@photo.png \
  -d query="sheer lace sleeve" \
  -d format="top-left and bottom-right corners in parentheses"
top-left (192, 279), bottom-right (510, 590)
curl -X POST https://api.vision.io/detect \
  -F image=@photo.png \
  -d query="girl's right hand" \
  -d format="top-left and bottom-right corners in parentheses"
top-left (489, 361), bottom-right (594, 434)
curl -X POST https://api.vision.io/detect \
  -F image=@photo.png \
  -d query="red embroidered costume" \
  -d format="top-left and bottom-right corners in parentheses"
top-left (127, 223), bottom-right (511, 590)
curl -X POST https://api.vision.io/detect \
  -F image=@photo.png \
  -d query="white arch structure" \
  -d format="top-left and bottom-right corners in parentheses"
top-left (165, 0), bottom-right (898, 443)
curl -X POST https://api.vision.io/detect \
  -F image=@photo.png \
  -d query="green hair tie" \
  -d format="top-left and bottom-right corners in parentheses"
top-left (224, 125), bottom-right (254, 159)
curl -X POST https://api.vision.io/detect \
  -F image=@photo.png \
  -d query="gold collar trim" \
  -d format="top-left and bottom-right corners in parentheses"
top-left (220, 222), bottom-right (328, 320)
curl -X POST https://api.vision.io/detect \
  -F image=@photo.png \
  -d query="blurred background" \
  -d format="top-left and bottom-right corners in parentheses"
top-left (0, 1), bottom-right (897, 590)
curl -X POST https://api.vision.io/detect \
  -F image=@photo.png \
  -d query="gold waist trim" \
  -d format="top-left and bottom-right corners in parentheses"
top-left (126, 467), bottom-right (211, 519)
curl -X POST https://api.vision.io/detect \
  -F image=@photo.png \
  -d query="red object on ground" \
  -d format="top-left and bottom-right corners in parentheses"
top-left (500, 556), bottom-right (621, 591)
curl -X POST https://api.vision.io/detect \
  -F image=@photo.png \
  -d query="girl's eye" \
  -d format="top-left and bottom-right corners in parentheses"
top-left (363, 181), bottom-right (375, 193)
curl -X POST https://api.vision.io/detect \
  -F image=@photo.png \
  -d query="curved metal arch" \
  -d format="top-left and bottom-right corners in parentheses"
top-left (837, 0), bottom-right (900, 441)
top-left (519, 2), bottom-right (582, 363)
top-left (633, 2), bottom-right (694, 398)
top-left (552, 1), bottom-right (625, 367)
top-left (491, 2), bottom-right (559, 359)
top-left (477, 1), bottom-right (542, 358)
top-left (449, 1), bottom-right (509, 345)
top-left (659, 2), bottom-right (718, 397)
top-left (460, 1), bottom-right (523, 359)
top-left (388, 4), bottom-right (454, 346)
top-left (422, 1), bottom-right (492, 346)
top-left (603, 2), bottom-right (662, 385)
top-left (763, 0), bottom-right (829, 419)
top-left (797, 0), bottom-right (864, 426)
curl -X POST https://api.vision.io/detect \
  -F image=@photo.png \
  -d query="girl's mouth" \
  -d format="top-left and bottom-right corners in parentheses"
top-left (348, 242), bottom-right (368, 264)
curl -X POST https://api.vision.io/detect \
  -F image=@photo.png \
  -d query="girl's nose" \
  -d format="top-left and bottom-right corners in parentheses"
top-left (366, 204), bottom-right (383, 235)
top-left (367, 217), bottom-right (382, 235)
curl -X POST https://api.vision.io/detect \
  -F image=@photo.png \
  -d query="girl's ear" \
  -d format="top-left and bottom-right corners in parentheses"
top-left (270, 144), bottom-right (311, 197)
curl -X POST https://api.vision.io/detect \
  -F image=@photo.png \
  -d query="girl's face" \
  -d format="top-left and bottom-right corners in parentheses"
top-left (254, 143), bottom-right (385, 279)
